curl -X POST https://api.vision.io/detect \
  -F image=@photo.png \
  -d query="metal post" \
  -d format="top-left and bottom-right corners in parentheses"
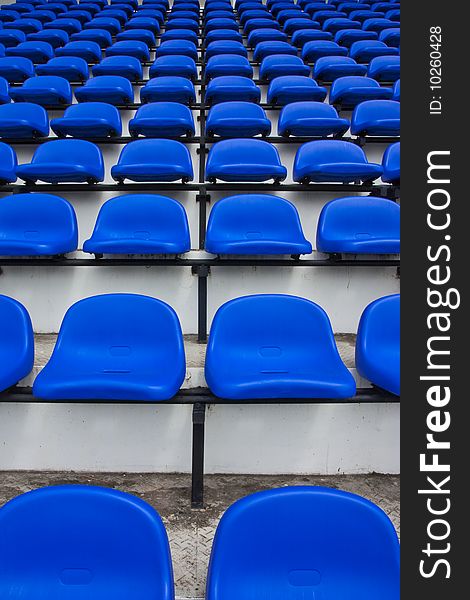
top-left (191, 402), bottom-right (206, 508)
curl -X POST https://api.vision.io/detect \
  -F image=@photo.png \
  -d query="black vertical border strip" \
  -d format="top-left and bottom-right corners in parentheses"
top-left (401, 0), bottom-right (467, 597)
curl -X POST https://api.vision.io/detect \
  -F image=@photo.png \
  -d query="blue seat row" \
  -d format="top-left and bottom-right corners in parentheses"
top-left (0, 291), bottom-right (400, 399)
top-left (0, 138), bottom-right (400, 184)
top-left (0, 485), bottom-right (399, 599)
top-left (0, 192), bottom-right (400, 257)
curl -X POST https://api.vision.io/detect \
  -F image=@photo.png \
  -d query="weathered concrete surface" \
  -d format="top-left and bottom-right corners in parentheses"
top-left (0, 471), bottom-right (399, 599)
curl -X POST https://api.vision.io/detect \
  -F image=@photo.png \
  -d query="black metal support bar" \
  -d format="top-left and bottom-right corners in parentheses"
top-left (192, 264), bottom-right (210, 342)
top-left (191, 402), bottom-right (206, 508)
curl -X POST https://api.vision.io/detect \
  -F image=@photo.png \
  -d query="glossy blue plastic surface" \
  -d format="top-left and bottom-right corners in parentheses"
top-left (316, 195), bottom-right (400, 254)
top-left (206, 486), bottom-right (399, 598)
top-left (84, 194), bottom-right (191, 255)
top-left (85, 16), bottom-right (121, 35)
top-left (245, 18), bottom-right (280, 35)
top-left (350, 39), bottom-right (399, 61)
top-left (363, 17), bottom-right (395, 32)
top-left (129, 102), bottom-right (195, 138)
top-left (0, 295), bottom-right (34, 392)
top-left (0, 192), bottom-right (78, 255)
top-left (334, 28), bottom-right (378, 46)
top-left (329, 75), bottom-right (393, 107)
top-left (205, 75), bottom-right (260, 105)
top-left (75, 75), bottom-right (134, 105)
top-left (206, 101), bottom-right (271, 137)
top-left (16, 139), bottom-right (104, 184)
top-left (294, 140), bottom-right (383, 183)
top-left (205, 29), bottom-right (243, 44)
top-left (140, 76), bottom-right (196, 105)
top-left (0, 77), bottom-right (10, 104)
top-left (205, 194), bottom-right (312, 255)
top-left (9, 75), bottom-right (72, 106)
top-left (206, 139), bottom-right (287, 183)
top-left (368, 55), bottom-right (400, 81)
top-left (379, 27), bottom-right (400, 47)
top-left (0, 102), bottom-right (48, 138)
top-left (51, 102), bottom-right (122, 138)
top-left (149, 55), bottom-right (197, 80)
top-left (27, 28), bottom-right (69, 48)
top-left (267, 75), bottom-right (327, 105)
top-left (93, 55), bottom-right (143, 81)
top-left (33, 294), bottom-right (186, 401)
top-left (0, 485), bottom-right (175, 599)
top-left (260, 54), bottom-right (310, 80)
top-left (161, 28), bottom-right (198, 43)
top-left (313, 55), bottom-right (367, 80)
top-left (351, 99), bottom-right (400, 136)
top-left (382, 141), bottom-right (400, 184)
top-left (206, 40), bottom-right (247, 59)
top-left (45, 17), bottom-right (82, 34)
top-left (165, 17), bottom-right (199, 31)
top-left (0, 141), bottom-right (17, 182)
top-left (356, 294), bottom-right (400, 395)
top-left (247, 28), bottom-right (287, 45)
top-left (301, 40), bottom-right (348, 61)
top-left (206, 54), bottom-right (253, 79)
top-left (116, 28), bottom-right (156, 47)
top-left (55, 40), bottom-right (102, 62)
top-left (70, 28), bottom-right (113, 48)
top-left (156, 40), bottom-right (198, 60)
top-left (111, 139), bottom-right (194, 183)
top-left (323, 17), bottom-right (361, 33)
top-left (392, 78), bottom-right (400, 101)
top-left (278, 101), bottom-right (349, 137)
top-left (5, 18), bottom-right (43, 35)
top-left (36, 56), bottom-right (89, 82)
top-left (6, 40), bottom-right (54, 63)
top-left (0, 56), bottom-right (34, 83)
top-left (253, 41), bottom-right (296, 61)
top-left (205, 17), bottom-right (239, 32)
top-left (205, 294), bottom-right (356, 399)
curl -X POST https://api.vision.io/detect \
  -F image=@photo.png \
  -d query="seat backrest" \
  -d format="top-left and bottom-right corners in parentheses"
top-left (0, 101), bottom-right (48, 126)
top-left (0, 141), bottom-right (17, 178)
top-left (21, 75), bottom-right (71, 95)
top-left (279, 100), bottom-right (341, 123)
top-left (206, 486), bottom-right (399, 600)
top-left (81, 74), bottom-right (133, 93)
top-left (30, 139), bottom-right (103, 167)
top-left (353, 98), bottom-right (400, 125)
top-left (207, 138), bottom-right (283, 165)
top-left (0, 485), bottom-right (174, 600)
top-left (132, 101), bottom-right (193, 121)
top-left (296, 139), bottom-right (369, 166)
top-left (382, 140), bottom-right (400, 177)
top-left (0, 294), bottom-right (34, 391)
top-left (117, 139), bottom-right (192, 168)
top-left (60, 100), bottom-right (122, 123)
top-left (207, 100), bottom-right (267, 121)
top-left (357, 294), bottom-right (400, 356)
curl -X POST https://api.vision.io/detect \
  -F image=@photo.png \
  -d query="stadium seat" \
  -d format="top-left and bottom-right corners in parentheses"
top-left (372, 2), bottom-right (400, 13)
top-left (304, 3), bottom-right (336, 15)
top-left (69, 3), bottom-right (100, 15)
top-left (379, 27), bottom-right (400, 47)
top-left (205, 194), bottom-right (312, 255)
top-left (28, 11), bottom-right (58, 25)
top-left (129, 102), bottom-right (195, 138)
top-left (349, 40), bottom-right (399, 62)
top-left (316, 196), bottom-right (400, 254)
top-left (70, 28), bottom-right (113, 48)
top-left (330, 75), bottom-right (393, 107)
top-left (206, 102), bottom-right (271, 138)
top-left (334, 28), bottom-right (378, 46)
top-left (36, 56), bottom-right (89, 82)
top-left (0, 57), bottom-right (34, 83)
top-left (116, 29), bottom-right (156, 47)
top-left (368, 55), bottom-right (400, 81)
top-left (206, 10), bottom-right (236, 21)
top-left (247, 29), bottom-right (287, 46)
top-left (111, 139), bottom-right (194, 183)
top-left (126, 16), bottom-right (160, 34)
top-left (45, 18), bottom-right (82, 35)
top-left (55, 40), bottom-right (101, 62)
top-left (311, 10), bottom-right (347, 25)
top-left (205, 294), bottom-right (356, 399)
top-left (322, 17), bottom-right (362, 34)
top-left (206, 76), bottom-right (261, 105)
top-left (267, 75), bottom-right (327, 105)
top-left (362, 17), bottom-right (396, 33)
top-left (206, 487), bottom-right (399, 597)
top-left (205, 29), bottom-right (243, 45)
top-left (0, 141), bottom-right (17, 183)
top-left (340, 3), bottom-right (372, 14)
top-left (283, 18), bottom-right (320, 36)
top-left (33, 294), bottom-right (186, 401)
top-left (97, 9), bottom-right (127, 25)
top-left (349, 10), bottom-right (383, 24)
top-left (10, 76), bottom-right (72, 107)
top-left (6, 40), bottom-right (54, 63)
top-left (106, 41), bottom-right (149, 62)
top-left (16, 139), bottom-right (104, 184)
top-left (239, 9), bottom-right (270, 25)
top-left (170, 10), bottom-right (198, 20)
top-left (253, 41), bottom-right (297, 61)
top-left (206, 40), bottom-right (247, 59)
top-left (85, 16), bottom-right (121, 35)
top-left (93, 56), bottom-right (143, 82)
top-left (149, 56), bottom-right (198, 81)
top-left (206, 55), bottom-right (253, 79)
top-left (156, 39), bottom-right (198, 60)
top-left (356, 294), bottom-right (400, 396)
top-left (0, 102), bottom-right (48, 138)
top-left (0, 11), bottom-right (21, 25)
top-left (392, 78), bottom-right (400, 101)
top-left (351, 99), bottom-right (400, 136)
top-left (5, 18), bottom-right (43, 35)
top-left (46, 3), bottom-right (71, 14)
top-left (84, 194), bottom-right (191, 255)
top-left (382, 141), bottom-right (400, 184)
top-left (161, 28), bottom-right (199, 43)
top-left (293, 140), bottom-right (383, 184)
top-left (27, 28), bottom-right (69, 48)
top-left (75, 76), bottom-right (134, 106)
top-left (245, 18), bottom-right (280, 35)
top-left (276, 10), bottom-right (306, 26)
top-left (2, 5), bottom-right (33, 16)
top-left (260, 55), bottom-right (310, 80)
top-left (140, 76), bottom-right (196, 105)
top-left (0, 295), bottom-right (33, 392)
top-left (165, 17), bottom-right (199, 32)
top-left (291, 29), bottom-right (333, 46)
top-left (0, 31), bottom-right (28, 51)
top-left (0, 192), bottom-right (78, 255)
top-left (205, 18), bottom-right (239, 33)
top-left (51, 102), bottom-right (122, 138)
top-left (301, 40), bottom-right (348, 62)
top-left (278, 101), bottom-right (349, 137)
top-left (0, 77), bottom-right (10, 104)
top-left (313, 56), bottom-right (367, 80)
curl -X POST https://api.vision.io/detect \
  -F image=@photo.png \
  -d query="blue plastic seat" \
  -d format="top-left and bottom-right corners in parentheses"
top-left (126, 16), bottom-right (160, 34)
top-left (379, 27), bottom-right (400, 47)
top-left (111, 139), bottom-right (194, 183)
top-left (294, 140), bottom-right (383, 184)
top-left (277, 10), bottom-right (307, 26)
top-left (363, 17), bottom-right (395, 33)
top-left (100, 9), bottom-right (129, 25)
top-left (312, 9), bottom-right (347, 24)
top-left (55, 40), bottom-right (101, 62)
top-left (335, 28), bottom-right (378, 46)
top-left (0, 102), bottom-right (48, 138)
top-left (106, 40), bottom-right (149, 62)
top-left (165, 17), bottom-right (199, 32)
top-left (206, 101), bottom-right (271, 138)
top-left (267, 75), bottom-right (327, 105)
top-left (69, 3), bottom-right (100, 15)
top-left (322, 17), bottom-right (361, 33)
top-left (85, 16), bottom-right (122, 35)
top-left (314, 56), bottom-right (367, 80)
top-left (286, 18), bottom-right (321, 36)
top-left (0, 295), bottom-right (33, 391)
top-left (0, 57), bottom-right (35, 83)
top-left (382, 141), bottom-right (399, 184)
top-left (140, 76), bottom-right (196, 105)
top-left (0, 11), bottom-right (21, 24)
top-left (247, 29), bottom-right (287, 46)
top-left (149, 56), bottom-right (198, 81)
top-left (75, 76), bottom-right (134, 106)
top-left (206, 55), bottom-right (253, 80)
top-left (350, 39), bottom-right (399, 62)
top-left (305, 2), bottom-right (336, 15)
top-left (33, 294), bottom-right (185, 400)
top-left (10, 76), bottom-right (72, 107)
top-left (356, 294), bottom-right (400, 395)
top-left (291, 29), bottom-right (333, 46)
top-left (129, 102), bottom-right (195, 138)
top-left (368, 55), bottom-right (400, 81)
top-left (205, 17), bottom-right (239, 33)
top-left (70, 28), bottom-right (113, 48)
top-left (36, 56), bottom-right (88, 82)
top-left (0, 77), bottom-right (10, 104)
top-left (317, 195), bottom-right (400, 254)
top-left (206, 76), bottom-right (260, 105)
top-left (206, 40), bottom-right (247, 59)
top-left (93, 56), bottom-right (143, 82)
top-left (260, 55), bottom-right (310, 80)
top-left (245, 18), bottom-right (281, 36)
top-left (156, 40), bottom-right (198, 61)
top-left (206, 194), bottom-right (311, 255)
top-left (206, 139), bottom-right (287, 183)
top-left (0, 486), bottom-right (175, 595)
top-left (84, 194), bottom-right (191, 255)
top-left (0, 192), bottom-right (78, 255)
top-left (330, 75), bottom-right (393, 107)
top-left (302, 40), bottom-right (348, 61)
top-left (5, 18), bottom-right (43, 35)
top-left (45, 17), bottom-right (82, 34)
top-left (3, 4), bottom-right (33, 14)
top-left (278, 101), bottom-right (349, 137)
top-left (136, 8), bottom-right (165, 23)
top-left (0, 30), bottom-right (27, 49)
top-left (253, 41), bottom-right (297, 61)
top-left (205, 10), bottom-right (235, 21)
top-left (161, 28), bottom-right (198, 43)
top-left (0, 141), bottom-right (17, 183)
top-left (351, 99), bottom-right (399, 136)
top-left (206, 487), bottom-right (399, 597)
top-left (206, 294), bottom-right (356, 399)
top-left (372, 2), bottom-right (400, 12)
top-left (16, 139), bottom-right (104, 184)
top-left (51, 102), bottom-right (122, 138)
top-left (116, 29), bottom-right (157, 47)
top-left (239, 9), bottom-right (269, 25)
top-left (27, 28), bottom-right (69, 48)
top-left (6, 40), bottom-right (54, 63)
top-left (339, 2), bottom-right (372, 14)
top-left (392, 78), bottom-right (400, 101)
